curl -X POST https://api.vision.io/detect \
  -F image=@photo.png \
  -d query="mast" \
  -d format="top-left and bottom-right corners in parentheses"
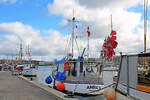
top-left (67, 9), bottom-right (79, 58)
top-left (144, 0), bottom-right (148, 53)
top-left (72, 9), bottom-right (75, 57)
top-left (144, 0), bottom-right (148, 69)
top-left (87, 26), bottom-right (90, 58)
top-left (19, 43), bottom-right (23, 64)
top-left (26, 45), bottom-right (31, 61)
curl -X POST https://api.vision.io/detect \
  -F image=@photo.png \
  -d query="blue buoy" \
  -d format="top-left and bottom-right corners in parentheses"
top-left (45, 76), bottom-right (52, 84)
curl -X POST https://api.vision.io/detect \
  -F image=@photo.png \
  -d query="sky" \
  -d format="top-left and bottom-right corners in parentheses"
top-left (0, 0), bottom-right (149, 61)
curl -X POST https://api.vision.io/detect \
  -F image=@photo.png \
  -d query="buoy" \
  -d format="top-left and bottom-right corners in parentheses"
top-left (45, 76), bottom-right (52, 84)
top-left (104, 87), bottom-right (116, 100)
top-left (64, 61), bottom-right (71, 71)
top-left (56, 82), bottom-right (65, 91)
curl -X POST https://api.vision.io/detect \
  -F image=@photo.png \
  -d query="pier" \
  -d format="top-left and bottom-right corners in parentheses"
top-left (0, 72), bottom-right (78, 100)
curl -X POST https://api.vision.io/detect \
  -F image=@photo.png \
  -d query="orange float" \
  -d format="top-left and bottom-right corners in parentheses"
top-left (104, 87), bottom-right (116, 100)
top-left (56, 82), bottom-right (65, 91)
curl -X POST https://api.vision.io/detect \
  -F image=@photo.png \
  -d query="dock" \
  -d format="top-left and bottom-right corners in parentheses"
top-left (0, 72), bottom-right (78, 100)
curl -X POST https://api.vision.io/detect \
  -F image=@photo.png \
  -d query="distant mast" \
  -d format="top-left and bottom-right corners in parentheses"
top-left (26, 45), bottom-right (32, 62)
top-left (19, 43), bottom-right (23, 64)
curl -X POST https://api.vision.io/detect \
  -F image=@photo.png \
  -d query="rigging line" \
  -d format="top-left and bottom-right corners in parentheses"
top-left (64, 34), bottom-right (71, 55)
top-left (74, 37), bottom-right (80, 56)
top-left (66, 35), bottom-right (72, 55)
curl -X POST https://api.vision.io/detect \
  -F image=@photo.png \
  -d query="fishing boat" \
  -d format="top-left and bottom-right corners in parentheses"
top-left (45, 13), bottom-right (118, 95)
top-left (21, 45), bottom-right (38, 77)
top-left (53, 15), bottom-right (105, 95)
top-left (14, 44), bottom-right (24, 73)
top-left (13, 44), bottom-right (38, 77)
top-left (113, 53), bottom-right (150, 100)
top-left (52, 55), bottom-right (104, 95)
top-left (21, 62), bottom-right (38, 77)
top-left (104, 1), bottom-right (150, 100)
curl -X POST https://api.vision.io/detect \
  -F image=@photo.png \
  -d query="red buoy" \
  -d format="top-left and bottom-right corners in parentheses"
top-left (56, 82), bottom-right (65, 91)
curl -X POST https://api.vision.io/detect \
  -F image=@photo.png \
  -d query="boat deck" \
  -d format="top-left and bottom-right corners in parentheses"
top-left (0, 72), bottom-right (61, 100)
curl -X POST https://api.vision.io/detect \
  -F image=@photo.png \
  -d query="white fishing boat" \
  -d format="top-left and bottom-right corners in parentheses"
top-left (45, 14), bottom-right (118, 95)
top-left (21, 62), bottom-right (38, 77)
top-left (21, 45), bottom-right (38, 77)
top-left (53, 57), bottom-right (105, 95)
top-left (13, 44), bottom-right (38, 77)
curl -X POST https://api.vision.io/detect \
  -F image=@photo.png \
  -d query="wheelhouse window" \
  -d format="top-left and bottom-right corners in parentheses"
top-left (137, 56), bottom-right (150, 87)
top-left (58, 64), bottom-right (64, 73)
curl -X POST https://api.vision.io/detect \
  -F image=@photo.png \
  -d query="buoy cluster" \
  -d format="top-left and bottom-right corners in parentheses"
top-left (45, 61), bottom-right (71, 91)
top-left (45, 75), bottom-right (65, 91)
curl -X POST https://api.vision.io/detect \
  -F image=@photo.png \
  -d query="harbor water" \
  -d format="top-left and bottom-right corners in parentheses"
top-left (36, 66), bottom-right (117, 100)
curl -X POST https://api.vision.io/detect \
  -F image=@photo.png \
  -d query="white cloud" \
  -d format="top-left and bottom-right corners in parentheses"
top-left (77, 0), bottom-right (141, 9)
top-left (0, 0), bottom-right (7, 3)
top-left (0, 0), bottom-right (17, 4)
top-left (10, 0), bottom-right (17, 4)
top-left (0, 22), bottom-right (68, 60)
top-left (47, 0), bottom-right (150, 55)
top-left (0, 0), bottom-right (149, 61)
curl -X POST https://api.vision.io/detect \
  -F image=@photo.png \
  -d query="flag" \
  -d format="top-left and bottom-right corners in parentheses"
top-left (87, 26), bottom-right (91, 37)
top-left (88, 31), bottom-right (91, 37)
top-left (87, 26), bottom-right (90, 30)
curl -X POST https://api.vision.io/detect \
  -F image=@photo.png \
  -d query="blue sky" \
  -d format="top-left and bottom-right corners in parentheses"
top-left (0, 0), bottom-right (67, 36)
top-left (0, 0), bottom-right (149, 60)
top-left (0, 0), bottom-right (147, 36)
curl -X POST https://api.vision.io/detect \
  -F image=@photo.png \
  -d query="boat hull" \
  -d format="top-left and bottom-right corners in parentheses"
top-left (22, 68), bottom-right (37, 77)
top-left (55, 80), bottom-right (104, 95)
top-left (117, 84), bottom-right (150, 100)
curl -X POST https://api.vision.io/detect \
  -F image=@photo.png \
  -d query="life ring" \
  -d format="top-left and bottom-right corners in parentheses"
top-left (64, 61), bottom-right (71, 71)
